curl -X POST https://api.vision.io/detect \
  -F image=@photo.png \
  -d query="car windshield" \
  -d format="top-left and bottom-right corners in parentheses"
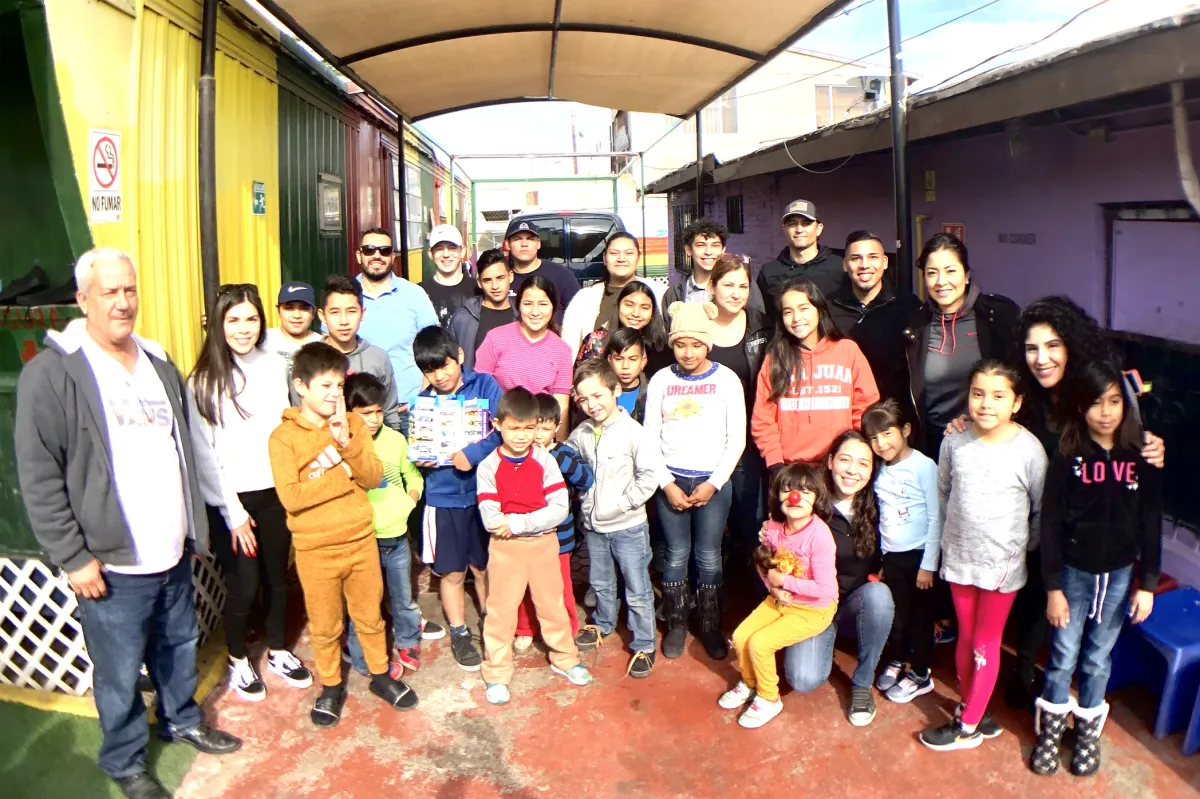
top-left (569, 216), bottom-right (619, 264)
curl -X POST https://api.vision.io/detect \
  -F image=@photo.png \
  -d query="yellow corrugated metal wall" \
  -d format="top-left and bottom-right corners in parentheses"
top-left (215, 52), bottom-right (280, 318)
top-left (137, 10), bottom-right (203, 367)
top-left (135, 6), bottom-right (280, 368)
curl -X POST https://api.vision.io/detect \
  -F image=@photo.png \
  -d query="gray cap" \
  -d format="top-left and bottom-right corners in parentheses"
top-left (781, 199), bottom-right (819, 223)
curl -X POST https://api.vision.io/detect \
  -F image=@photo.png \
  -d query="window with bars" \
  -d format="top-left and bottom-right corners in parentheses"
top-left (726, 195), bottom-right (744, 234)
top-left (671, 203), bottom-right (696, 271)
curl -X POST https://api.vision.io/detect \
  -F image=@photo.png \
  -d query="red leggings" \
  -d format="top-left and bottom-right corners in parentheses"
top-left (950, 583), bottom-right (1017, 726)
top-left (515, 552), bottom-right (579, 638)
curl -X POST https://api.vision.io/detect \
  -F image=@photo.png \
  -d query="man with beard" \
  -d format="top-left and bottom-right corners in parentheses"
top-left (505, 220), bottom-right (580, 326)
top-left (661, 218), bottom-right (765, 326)
top-left (420, 224), bottom-right (479, 327)
top-left (757, 200), bottom-right (844, 322)
top-left (829, 231), bottom-right (921, 416)
top-left (355, 227), bottom-right (439, 425)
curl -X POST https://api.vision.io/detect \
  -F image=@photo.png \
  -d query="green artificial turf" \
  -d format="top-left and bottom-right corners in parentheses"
top-left (0, 700), bottom-right (197, 797)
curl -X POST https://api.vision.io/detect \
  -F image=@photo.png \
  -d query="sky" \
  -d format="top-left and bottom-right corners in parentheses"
top-left (415, 0), bottom-right (1199, 179)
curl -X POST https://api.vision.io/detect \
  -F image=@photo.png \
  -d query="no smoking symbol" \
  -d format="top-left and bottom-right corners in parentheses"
top-left (93, 137), bottom-right (119, 189)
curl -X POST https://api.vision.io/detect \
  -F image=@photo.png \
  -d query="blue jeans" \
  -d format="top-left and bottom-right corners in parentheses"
top-left (348, 536), bottom-right (422, 672)
top-left (655, 476), bottom-right (733, 585)
top-left (76, 554), bottom-right (204, 779)
top-left (586, 524), bottom-right (656, 653)
top-left (1042, 564), bottom-right (1133, 709)
top-left (783, 581), bottom-right (895, 691)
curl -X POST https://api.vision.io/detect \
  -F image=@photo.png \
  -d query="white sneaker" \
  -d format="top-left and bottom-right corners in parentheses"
top-left (718, 680), bottom-right (755, 709)
top-left (229, 657), bottom-right (266, 702)
top-left (738, 696), bottom-right (784, 728)
top-left (550, 663), bottom-right (593, 686)
top-left (513, 636), bottom-right (534, 653)
top-left (485, 683), bottom-right (510, 705)
top-left (267, 649), bottom-right (313, 688)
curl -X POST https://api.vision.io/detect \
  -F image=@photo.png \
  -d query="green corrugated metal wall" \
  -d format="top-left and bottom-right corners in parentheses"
top-left (278, 57), bottom-right (347, 289)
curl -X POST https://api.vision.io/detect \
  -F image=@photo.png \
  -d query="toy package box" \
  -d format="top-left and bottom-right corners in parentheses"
top-left (407, 395), bottom-right (490, 465)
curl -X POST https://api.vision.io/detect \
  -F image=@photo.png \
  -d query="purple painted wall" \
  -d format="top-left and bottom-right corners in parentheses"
top-left (681, 117), bottom-right (1200, 333)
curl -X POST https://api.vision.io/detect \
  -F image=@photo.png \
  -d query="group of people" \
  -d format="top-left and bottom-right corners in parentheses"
top-left (15, 201), bottom-right (1167, 799)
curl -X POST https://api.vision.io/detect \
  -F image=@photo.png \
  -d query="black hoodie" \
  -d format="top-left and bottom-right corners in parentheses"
top-left (1040, 440), bottom-right (1163, 592)
top-left (829, 506), bottom-right (881, 601)
top-left (757, 245), bottom-right (844, 322)
top-left (829, 278), bottom-right (922, 419)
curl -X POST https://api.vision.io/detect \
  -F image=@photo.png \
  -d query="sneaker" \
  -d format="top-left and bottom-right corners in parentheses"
top-left (574, 625), bottom-right (604, 651)
top-left (550, 663), bottom-right (593, 686)
top-left (919, 719), bottom-right (983, 751)
top-left (848, 685), bottom-right (877, 727)
top-left (513, 635), bottom-right (535, 653)
top-left (954, 703), bottom-right (1003, 739)
top-left (875, 661), bottom-right (903, 693)
top-left (719, 680), bottom-right (755, 710)
top-left (933, 621), bottom-right (957, 646)
top-left (396, 645), bottom-right (421, 672)
top-left (886, 670), bottom-right (934, 704)
top-left (450, 631), bottom-right (482, 672)
top-left (485, 683), bottom-right (510, 705)
top-left (267, 650), bottom-right (313, 689)
top-left (738, 696), bottom-right (784, 728)
top-left (420, 619), bottom-right (446, 640)
top-left (627, 651), bottom-right (655, 679)
top-left (228, 657), bottom-right (266, 702)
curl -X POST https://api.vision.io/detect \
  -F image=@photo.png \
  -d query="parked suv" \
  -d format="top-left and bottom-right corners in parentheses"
top-left (504, 212), bottom-right (625, 283)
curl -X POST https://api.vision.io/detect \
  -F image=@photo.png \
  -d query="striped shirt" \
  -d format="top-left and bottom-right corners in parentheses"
top-left (474, 322), bottom-right (573, 396)
top-left (547, 443), bottom-right (594, 554)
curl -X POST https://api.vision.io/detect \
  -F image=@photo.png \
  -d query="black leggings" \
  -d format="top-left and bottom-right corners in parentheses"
top-left (882, 549), bottom-right (935, 675)
top-left (208, 488), bottom-right (292, 658)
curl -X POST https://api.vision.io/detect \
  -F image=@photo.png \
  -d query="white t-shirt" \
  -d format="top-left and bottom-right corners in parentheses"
top-left (265, 327), bottom-right (320, 373)
top-left (82, 339), bottom-right (188, 574)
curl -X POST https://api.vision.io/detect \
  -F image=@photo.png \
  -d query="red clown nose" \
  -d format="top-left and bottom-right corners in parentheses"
top-left (787, 490), bottom-right (803, 506)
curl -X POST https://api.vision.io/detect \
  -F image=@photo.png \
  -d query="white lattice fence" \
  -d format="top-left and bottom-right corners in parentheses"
top-left (0, 555), bottom-right (225, 696)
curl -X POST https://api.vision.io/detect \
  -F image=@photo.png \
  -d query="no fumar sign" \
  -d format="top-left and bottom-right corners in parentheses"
top-left (89, 129), bottom-right (122, 224)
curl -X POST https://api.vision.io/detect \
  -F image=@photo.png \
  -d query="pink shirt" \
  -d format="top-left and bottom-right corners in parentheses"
top-left (475, 322), bottom-right (573, 396)
top-left (761, 516), bottom-right (838, 607)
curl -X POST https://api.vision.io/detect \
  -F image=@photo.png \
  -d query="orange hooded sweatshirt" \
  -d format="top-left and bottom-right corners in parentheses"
top-left (751, 337), bottom-right (879, 467)
top-left (268, 408), bottom-right (384, 551)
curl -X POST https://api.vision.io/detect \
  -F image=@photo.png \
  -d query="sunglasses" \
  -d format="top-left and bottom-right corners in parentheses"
top-left (360, 245), bottom-right (394, 256)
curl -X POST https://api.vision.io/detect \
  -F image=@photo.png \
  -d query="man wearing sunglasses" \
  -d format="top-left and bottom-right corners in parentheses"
top-left (355, 227), bottom-right (439, 427)
top-left (756, 199), bottom-right (844, 324)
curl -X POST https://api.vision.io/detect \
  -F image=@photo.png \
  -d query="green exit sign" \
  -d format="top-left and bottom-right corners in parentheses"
top-left (252, 181), bottom-right (266, 216)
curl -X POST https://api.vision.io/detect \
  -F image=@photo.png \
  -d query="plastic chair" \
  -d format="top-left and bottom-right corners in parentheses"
top-left (1185, 687), bottom-right (1200, 756)
top-left (1124, 586), bottom-right (1200, 740)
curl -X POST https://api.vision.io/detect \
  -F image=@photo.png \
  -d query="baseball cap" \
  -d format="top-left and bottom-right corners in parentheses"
top-left (429, 224), bottom-right (463, 248)
top-left (277, 281), bottom-right (315, 307)
top-left (781, 199), bottom-right (819, 223)
top-left (504, 219), bottom-right (541, 240)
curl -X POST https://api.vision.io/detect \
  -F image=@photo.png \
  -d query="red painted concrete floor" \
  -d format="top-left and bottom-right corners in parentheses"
top-left (176, 585), bottom-right (1200, 799)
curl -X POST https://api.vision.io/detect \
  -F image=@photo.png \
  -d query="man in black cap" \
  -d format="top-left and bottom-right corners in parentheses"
top-left (506, 219), bottom-right (580, 326)
top-left (756, 199), bottom-right (844, 321)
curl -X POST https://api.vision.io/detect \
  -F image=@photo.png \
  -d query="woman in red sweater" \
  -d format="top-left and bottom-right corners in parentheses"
top-left (751, 278), bottom-right (879, 468)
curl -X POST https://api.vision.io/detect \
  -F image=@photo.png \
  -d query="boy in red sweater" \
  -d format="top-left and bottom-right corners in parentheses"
top-left (476, 387), bottom-right (593, 705)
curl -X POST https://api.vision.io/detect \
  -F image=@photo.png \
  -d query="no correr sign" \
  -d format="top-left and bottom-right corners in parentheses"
top-left (89, 129), bottom-right (122, 224)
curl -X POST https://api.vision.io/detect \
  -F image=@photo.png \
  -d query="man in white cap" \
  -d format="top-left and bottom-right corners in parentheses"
top-left (756, 199), bottom-right (844, 323)
top-left (420, 224), bottom-right (480, 328)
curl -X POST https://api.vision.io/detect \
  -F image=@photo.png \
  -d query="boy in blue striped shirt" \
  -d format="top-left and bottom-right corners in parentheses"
top-left (511, 393), bottom-right (594, 653)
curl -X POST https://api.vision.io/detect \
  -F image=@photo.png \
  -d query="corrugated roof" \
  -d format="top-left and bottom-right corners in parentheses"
top-left (254, 0), bottom-right (854, 120)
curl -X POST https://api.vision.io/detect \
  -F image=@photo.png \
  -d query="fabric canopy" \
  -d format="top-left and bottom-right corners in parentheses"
top-left (257, 0), bottom-right (854, 120)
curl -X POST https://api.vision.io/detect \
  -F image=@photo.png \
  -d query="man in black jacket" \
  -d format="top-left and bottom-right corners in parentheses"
top-left (829, 231), bottom-right (922, 418)
top-left (757, 199), bottom-right (845, 321)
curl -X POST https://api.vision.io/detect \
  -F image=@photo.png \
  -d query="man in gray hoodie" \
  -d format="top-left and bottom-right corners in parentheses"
top-left (15, 248), bottom-right (241, 799)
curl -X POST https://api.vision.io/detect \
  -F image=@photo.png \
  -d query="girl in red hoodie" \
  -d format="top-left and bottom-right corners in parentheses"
top-left (751, 279), bottom-right (879, 468)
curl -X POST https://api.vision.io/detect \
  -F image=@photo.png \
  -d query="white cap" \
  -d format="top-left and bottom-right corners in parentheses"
top-left (428, 224), bottom-right (463, 248)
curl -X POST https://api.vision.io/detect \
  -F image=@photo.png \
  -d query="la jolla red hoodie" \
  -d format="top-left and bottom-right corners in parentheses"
top-left (751, 337), bottom-right (879, 466)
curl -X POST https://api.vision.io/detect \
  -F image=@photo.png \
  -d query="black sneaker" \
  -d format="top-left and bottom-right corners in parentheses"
top-left (420, 619), bottom-right (446, 640)
top-left (113, 772), bottom-right (171, 799)
top-left (311, 684), bottom-right (347, 728)
top-left (848, 685), bottom-right (877, 727)
top-left (627, 651), bottom-right (655, 679)
top-left (920, 719), bottom-right (984, 751)
top-left (954, 703), bottom-right (1003, 739)
top-left (450, 631), bottom-right (482, 671)
top-left (574, 625), bottom-right (604, 651)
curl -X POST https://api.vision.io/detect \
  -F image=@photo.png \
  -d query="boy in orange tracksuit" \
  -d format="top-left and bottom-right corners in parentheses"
top-left (268, 341), bottom-right (417, 727)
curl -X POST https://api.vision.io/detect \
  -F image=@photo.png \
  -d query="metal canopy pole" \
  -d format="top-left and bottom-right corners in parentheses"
top-left (694, 114), bottom-right (703, 217)
top-left (886, 0), bottom-right (913, 296)
top-left (396, 119), bottom-right (409, 274)
top-left (198, 0), bottom-right (219, 314)
top-left (640, 155), bottom-right (648, 276)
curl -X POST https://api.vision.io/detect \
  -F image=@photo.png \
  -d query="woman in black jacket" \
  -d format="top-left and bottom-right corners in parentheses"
top-left (707, 254), bottom-right (771, 566)
top-left (905, 233), bottom-right (1020, 460)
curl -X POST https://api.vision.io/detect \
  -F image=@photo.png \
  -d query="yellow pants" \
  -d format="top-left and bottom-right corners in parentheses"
top-left (732, 597), bottom-right (836, 702)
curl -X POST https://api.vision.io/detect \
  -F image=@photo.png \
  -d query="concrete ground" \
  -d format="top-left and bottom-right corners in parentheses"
top-left (175, 586), bottom-right (1200, 799)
